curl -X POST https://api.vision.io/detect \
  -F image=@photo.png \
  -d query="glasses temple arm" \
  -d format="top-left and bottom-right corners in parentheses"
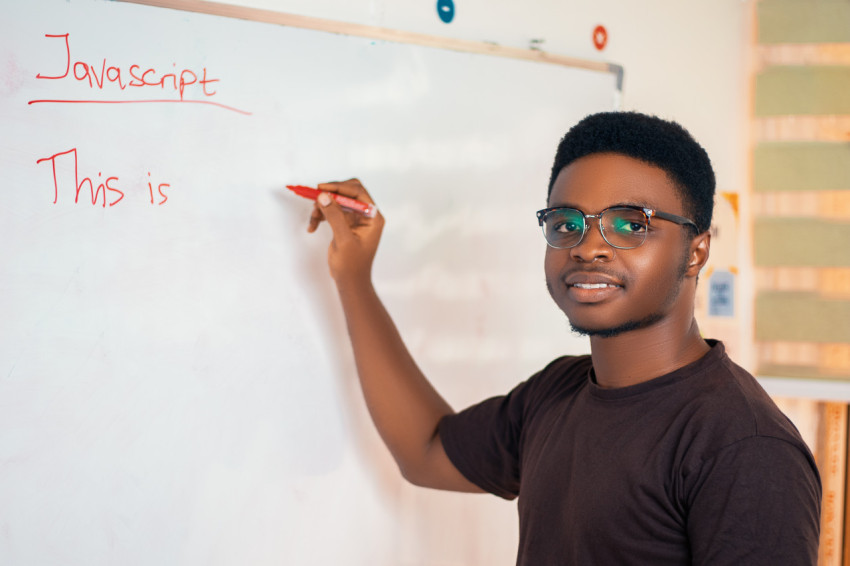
top-left (649, 209), bottom-right (700, 230)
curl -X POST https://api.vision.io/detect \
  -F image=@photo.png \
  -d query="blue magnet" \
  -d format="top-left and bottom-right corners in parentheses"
top-left (437, 0), bottom-right (455, 23)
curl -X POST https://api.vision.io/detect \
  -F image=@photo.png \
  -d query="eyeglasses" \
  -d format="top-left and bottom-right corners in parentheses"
top-left (536, 205), bottom-right (698, 250)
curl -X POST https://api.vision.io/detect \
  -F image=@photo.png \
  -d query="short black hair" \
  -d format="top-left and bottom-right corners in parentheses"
top-left (548, 111), bottom-right (715, 234)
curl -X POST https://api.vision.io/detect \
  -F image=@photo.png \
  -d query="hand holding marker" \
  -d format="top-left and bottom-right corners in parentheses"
top-left (287, 185), bottom-right (377, 218)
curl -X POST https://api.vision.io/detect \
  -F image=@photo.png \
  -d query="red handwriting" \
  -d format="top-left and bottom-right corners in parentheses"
top-left (147, 172), bottom-right (170, 206)
top-left (27, 98), bottom-right (251, 114)
top-left (31, 33), bottom-right (251, 115)
top-left (36, 148), bottom-right (170, 207)
top-left (37, 33), bottom-right (217, 98)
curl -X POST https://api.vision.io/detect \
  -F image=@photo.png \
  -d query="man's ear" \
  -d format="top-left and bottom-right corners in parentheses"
top-left (685, 231), bottom-right (711, 277)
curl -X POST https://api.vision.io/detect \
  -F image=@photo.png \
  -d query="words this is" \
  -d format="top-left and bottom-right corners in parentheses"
top-left (37, 148), bottom-right (171, 207)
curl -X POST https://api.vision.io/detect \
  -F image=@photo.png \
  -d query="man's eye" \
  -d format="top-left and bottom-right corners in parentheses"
top-left (612, 217), bottom-right (647, 234)
top-left (554, 221), bottom-right (581, 233)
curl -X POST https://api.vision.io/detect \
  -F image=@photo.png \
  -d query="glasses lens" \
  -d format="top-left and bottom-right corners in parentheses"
top-left (602, 208), bottom-right (648, 249)
top-left (541, 208), bottom-right (585, 248)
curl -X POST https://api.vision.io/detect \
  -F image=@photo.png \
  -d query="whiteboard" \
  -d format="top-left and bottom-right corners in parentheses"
top-left (0, 1), bottom-right (618, 564)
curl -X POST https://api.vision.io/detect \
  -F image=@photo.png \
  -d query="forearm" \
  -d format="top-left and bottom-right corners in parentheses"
top-left (336, 275), bottom-right (454, 481)
top-left (308, 179), bottom-right (474, 490)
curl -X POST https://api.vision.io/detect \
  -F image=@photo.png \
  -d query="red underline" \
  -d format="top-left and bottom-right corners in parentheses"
top-left (28, 98), bottom-right (252, 115)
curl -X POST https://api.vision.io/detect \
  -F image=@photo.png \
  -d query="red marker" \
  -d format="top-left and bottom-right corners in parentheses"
top-left (287, 185), bottom-right (377, 218)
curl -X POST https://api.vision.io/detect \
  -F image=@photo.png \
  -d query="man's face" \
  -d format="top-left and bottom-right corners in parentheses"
top-left (544, 152), bottom-right (699, 338)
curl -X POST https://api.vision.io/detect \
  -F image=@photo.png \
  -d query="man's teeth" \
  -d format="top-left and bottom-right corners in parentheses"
top-left (574, 283), bottom-right (616, 289)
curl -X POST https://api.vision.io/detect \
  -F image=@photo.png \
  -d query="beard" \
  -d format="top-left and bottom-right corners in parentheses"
top-left (569, 310), bottom-right (665, 338)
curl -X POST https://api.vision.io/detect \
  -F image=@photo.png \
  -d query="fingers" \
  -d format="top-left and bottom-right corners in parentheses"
top-left (317, 178), bottom-right (375, 204)
top-left (307, 204), bottom-right (324, 233)
top-left (306, 178), bottom-right (378, 233)
top-left (314, 191), bottom-right (353, 243)
top-left (303, 178), bottom-right (384, 282)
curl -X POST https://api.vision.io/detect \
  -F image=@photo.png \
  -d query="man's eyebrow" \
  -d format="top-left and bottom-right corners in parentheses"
top-left (546, 200), bottom-right (653, 211)
top-left (615, 201), bottom-right (653, 209)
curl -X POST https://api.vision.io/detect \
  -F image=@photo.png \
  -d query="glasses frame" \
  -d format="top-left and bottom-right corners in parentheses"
top-left (535, 205), bottom-right (699, 250)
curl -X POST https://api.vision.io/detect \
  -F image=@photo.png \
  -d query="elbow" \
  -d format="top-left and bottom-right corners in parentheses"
top-left (393, 428), bottom-right (452, 489)
top-left (397, 452), bottom-right (447, 488)
top-left (398, 461), bottom-right (430, 488)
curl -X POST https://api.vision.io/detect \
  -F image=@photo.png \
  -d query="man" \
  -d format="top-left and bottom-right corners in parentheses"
top-left (306, 112), bottom-right (821, 564)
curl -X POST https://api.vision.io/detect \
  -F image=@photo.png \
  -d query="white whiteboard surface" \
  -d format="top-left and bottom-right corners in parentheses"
top-left (0, 1), bottom-right (618, 564)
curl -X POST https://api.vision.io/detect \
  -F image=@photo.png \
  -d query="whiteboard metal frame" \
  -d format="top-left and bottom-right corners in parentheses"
top-left (118, 0), bottom-right (625, 97)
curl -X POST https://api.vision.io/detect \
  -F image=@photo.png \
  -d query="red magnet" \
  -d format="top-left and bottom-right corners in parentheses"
top-left (592, 25), bottom-right (608, 51)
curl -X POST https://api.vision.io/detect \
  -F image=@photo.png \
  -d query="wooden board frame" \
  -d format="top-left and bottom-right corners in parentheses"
top-left (118, 0), bottom-right (625, 93)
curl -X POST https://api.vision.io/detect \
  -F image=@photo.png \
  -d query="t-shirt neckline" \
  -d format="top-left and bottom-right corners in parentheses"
top-left (587, 340), bottom-right (724, 401)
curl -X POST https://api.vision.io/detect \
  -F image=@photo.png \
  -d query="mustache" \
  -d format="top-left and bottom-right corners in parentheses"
top-left (562, 266), bottom-right (629, 285)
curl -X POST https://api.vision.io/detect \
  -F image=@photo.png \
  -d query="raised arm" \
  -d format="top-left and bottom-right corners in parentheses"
top-left (307, 179), bottom-right (481, 493)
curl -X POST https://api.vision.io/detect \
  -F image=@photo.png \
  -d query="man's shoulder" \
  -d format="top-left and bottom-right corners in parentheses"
top-left (503, 354), bottom-right (593, 413)
top-left (540, 353), bottom-right (593, 377)
top-left (529, 354), bottom-right (593, 389)
top-left (679, 345), bottom-right (811, 456)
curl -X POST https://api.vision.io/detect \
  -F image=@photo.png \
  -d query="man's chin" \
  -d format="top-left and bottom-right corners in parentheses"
top-left (569, 312), bottom-right (663, 339)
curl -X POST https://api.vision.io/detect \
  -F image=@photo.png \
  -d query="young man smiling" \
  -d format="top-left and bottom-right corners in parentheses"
top-left (306, 112), bottom-right (821, 564)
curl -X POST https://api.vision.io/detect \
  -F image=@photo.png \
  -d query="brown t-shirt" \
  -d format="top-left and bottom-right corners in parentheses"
top-left (439, 341), bottom-right (821, 565)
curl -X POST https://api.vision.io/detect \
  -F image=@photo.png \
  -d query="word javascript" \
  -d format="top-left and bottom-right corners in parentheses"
top-left (36, 33), bottom-right (219, 99)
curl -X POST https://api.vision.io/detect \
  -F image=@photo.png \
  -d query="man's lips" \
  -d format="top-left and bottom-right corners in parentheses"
top-left (563, 272), bottom-right (624, 302)
top-left (570, 282), bottom-right (620, 289)
top-left (564, 272), bottom-right (624, 288)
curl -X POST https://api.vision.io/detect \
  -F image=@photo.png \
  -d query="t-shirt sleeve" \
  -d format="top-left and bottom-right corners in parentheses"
top-left (438, 356), bottom-right (579, 500)
top-left (438, 393), bottom-right (524, 500)
top-left (686, 435), bottom-right (821, 565)
top-left (437, 377), bottom-right (540, 500)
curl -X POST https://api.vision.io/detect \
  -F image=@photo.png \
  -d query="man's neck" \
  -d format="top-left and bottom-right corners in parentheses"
top-left (589, 316), bottom-right (710, 389)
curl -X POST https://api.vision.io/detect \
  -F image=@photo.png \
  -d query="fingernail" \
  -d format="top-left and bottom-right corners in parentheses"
top-left (318, 192), bottom-right (332, 206)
